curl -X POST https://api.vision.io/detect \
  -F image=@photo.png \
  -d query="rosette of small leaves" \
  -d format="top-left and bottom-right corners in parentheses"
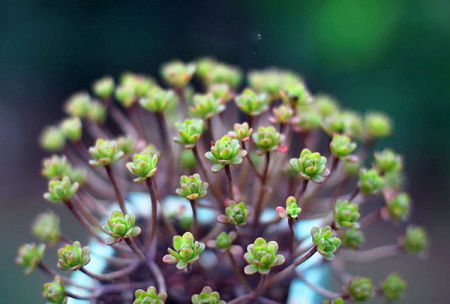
top-left (195, 57), bottom-right (217, 81)
top-left (92, 76), bottom-right (115, 100)
top-left (140, 87), bottom-right (177, 113)
top-left (121, 73), bottom-right (156, 98)
top-left (116, 136), bottom-right (135, 155)
top-left (311, 226), bottom-right (342, 260)
top-left (282, 82), bottom-right (310, 106)
top-left (334, 200), bottom-right (360, 229)
top-left (330, 134), bottom-right (357, 159)
top-left (174, 119), bottom-right (204, 148)
top-left (43, 276), bottom-right (67, 304)
top-left (191, 286), bottom-right (226, 304)
top-left (297, 107), bottom-right (321, 131)
top-left (87, 101), bottom-right (107, 124)
top-left (374, 149), bottom-right (402, 175)
top-left (381, 273), bottom-right (406, 301)
top-left (103, 211), bottom-right (142, 244)
top-left (191, 93), bottom-right (225, 119)
top-left (115, 83), bottom-right (136, 108)
top-left (285, 196), bottom-right (302, 219)
top-left (248, 69), bottom-right (285, 96)
top-left (126, 151), bottom-right (159, 183)
top-left (206, 63), bottom-right (242, 89)
top-left (228, 122), bottom-right (253, 142)
top-left (290, 149), bottom-right (330, 183)
top-left (176, 174), bottom-right (208, 201)
top-left (16, 243), bottom-right (45, 274)
top-left (57, 241), bottom-right (90, 271)
top-left (44, 176), bottom-right (79, 203)
top-left (40, 126), bottom-right (66, 152)
top-left (321, 112), bottom-right (345, 135)
top-left (205, 135), bottom-right (247, 172)
top-left (208, 83), bottom-right (232, 103)
top-left (322, 298), bottom-right (345, 304)
top-left (180, 150), bottom-right (197, 170)
top-left (272, 104), bottom-right (294, 124)
top-left (235, 88), bottom-right (269, 116)
top-left (244, 237), bottom-right (285, 275)
top-left (340, 229), bottom-right (364, 250)
top-left (347, 277), bottom-right (373, 302)
top-left (32, 212), bottom-right (61, 245)
top-left (42, 155), bottom-right (70, 180)
top-left (89, 139), bottom-right (124, 167)
top-left (402, 225), bottom-right (428, 255)
top-left (220, 201), bottom-right (249, 226)
top-left (134, 286), bottom-right (167, 304)
top-left (209, 231), bottom-right (236, 251)
top-left (358, 168), bottom-right (385, 195)
top-left (252, 126), bottom-right (282, 154)
top-left (341, 111), bottom-right (364, 139)
top-left (163, 232), bottom-right (205, 270)
top-left (364, 112), bottom-right (392, 139)
top-left (60, 117), bottom-right (82, 142)
top-left (64, 92), bottom-right (91, 118)
top-left (315, 95), bottom-right (339, 118)
top-left (387, 192), bottom-right (411, 223)
top-left (161, 60), bottom-right (196, 88)
top-left (66, 167), bottom-right (87, 185)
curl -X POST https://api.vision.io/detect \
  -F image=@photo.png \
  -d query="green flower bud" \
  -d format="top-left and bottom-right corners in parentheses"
top-left (126, 150), bottom-right (159, 183)
top-left (364, 112), bottom-right (392, 139)
top-left (103, 211), bottom-right (141, 244)
top-left (44, 176), bottom-right (79, 203)
top-left (289, 149), bottom-right (330, 183)
top-left (213, 232), bottom-right (236, 251)
top-left (140, 87), bottom-right (178, 113)
top-left (208, 83), bottom-right (232, 103)
top-left (221, 201), bottom-right (249, 226)
top-left (64, 92), bottom-right (91, 118)
top-left (175, 119), bottom-right (204, 148)
top-left (322, 112), bottom-right (345, 135)
top-left (42, 276), bottom-right (67, 304)
top-left (347, 277), bottom-right (373, 302)
top-left (89, 139), bottom-right (124, 167)
top-left (57, 241), bottom-right (90, 271)
top-left (163, 232), bottom-right (205, 270)
top-left (180, 150), bottom-right (197, 170)
top-left (244, 237), bottom-right (285, 275)
top-left (206, 63), bottom-right (242, 89)
top-left (176, 174), bottom-right (208, 201)
top-left (87, 101), bottom-right (107, 124)
top-left (235, 88), bottom-right (269, 116)
top-left (116, 136), bottom-right (135, 155)
top-left (340, 229), bottom-right (364, 250)
top-left (161, 60), bottom-right (196, 88)
top-left (311, 226), bottom-right (341, 260)
top-left (195, 57), bottom-right (217, 81)
top-left (252, 126), bottom-right (283, 154)
top-left (358, 168), bottom-right (385, 195)
top-left (42, 155), bottom-right (70, 180)
top-left (343, 159), bottom-right (361, 176)
top-left (205, 135), bottom-right (247, 172)
top-left (341, 111), bottom-right (364, 139)
top-left (383, 170), bottom-right (404, 190)
top-left (322, 298), bottom-right (345, 304)
top-left (272, 104), bottom-right (294, 124)
top-left (191, 93), bottom-right (225, 119)
top-left (229, 122), bottom-right (253, 142)
top-left (334, 200), bottom-right (360, 229)
top-left (16, 243), bottom-right (45, 274)
top-left (285, 196), bottom-right (302, 219)
top-left (297, 107), bottom-right (321, 131)
top-left (248, 69), bottom-right (285, 96)
top-left (191, 286), bottom-right (225, 304)
top-left (134, 286), bottom-right (167, 304)
top-left (330, 134), bottom-right (357, 159)
top-left (115, 84), bottom-right (136, 108)
top-left (92, 76), bottom-right (115, 100)
top-left (60, 117), bottom-right (82, 142)
top-left (315, 95), bottom-right (339, 117)
top-left (32, 212), bottom-right (61, 245)
top-left (387, 192), bottom-right (411, 223)
top-left (402, 225), bottom-right (428, 255)
top-left (40, 126), bottom-right (66, 152)
top-left (282, 82), bottom-right (311, 106)
top-left (66, 167), bottom-right (87, 185)
top-left (381, 273), bottom-right (406, 301)
top-left (120, 72), bottom-right (156, 98)
top-left (374, 149), bottom-right (402, 175)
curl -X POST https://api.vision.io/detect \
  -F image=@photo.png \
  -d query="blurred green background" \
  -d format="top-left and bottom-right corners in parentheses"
top-left (1, 1), bottom-right (449, 302)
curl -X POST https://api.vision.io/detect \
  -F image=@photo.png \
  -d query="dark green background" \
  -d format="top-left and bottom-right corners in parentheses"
top-left (1, 1), bottom-right (449, 302)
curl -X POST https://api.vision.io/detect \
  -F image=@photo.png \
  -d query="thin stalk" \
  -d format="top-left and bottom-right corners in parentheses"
top-left (359, 208), bottom-right (382, 229)
top-left (224, 165), bottom-right (235, 201)
top-left (252, 152), bottom-right (271, 228)
top-left (287, 218), bottom-right (295, 255)
top-left (226, 250), bottom-right (251, 291)
top-left (105, 165), bottom-right (127, 214)
top-left (348, 188), bottom-right (360, 202)
top-left (295, 179), bottom-right (309, 203)
top-left (242, 141), bottom-right (263, 180)
top-left (190, 199), bottom-right (199, 237)
top-left (145, 178), bottom-right (159, 249)
top-left (340, 244), bottom-right (401, 263)
top-left (66, 290), bottom-right (98, 300)
top-left (80, 262), bottom-right (138, 281)
top-left (296, 273), bottom-right (341, 299)
top-left (38, 263), bottom-right (96, 291)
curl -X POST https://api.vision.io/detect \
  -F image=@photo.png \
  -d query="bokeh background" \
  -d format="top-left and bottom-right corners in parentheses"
top-left (1, 1), bottom-right (449, 303)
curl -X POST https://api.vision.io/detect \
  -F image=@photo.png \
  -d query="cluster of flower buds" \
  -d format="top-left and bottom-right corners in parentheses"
top-left (17, 57), bottom-right (428, 303)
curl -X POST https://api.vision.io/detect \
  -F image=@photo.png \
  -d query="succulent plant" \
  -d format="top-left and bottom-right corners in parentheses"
top-left (21, 58), bottom-right (428, 303)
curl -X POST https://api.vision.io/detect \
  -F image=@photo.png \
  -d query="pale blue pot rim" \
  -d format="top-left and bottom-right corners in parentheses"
top-left (69, 193), bottom-right (326, 304)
